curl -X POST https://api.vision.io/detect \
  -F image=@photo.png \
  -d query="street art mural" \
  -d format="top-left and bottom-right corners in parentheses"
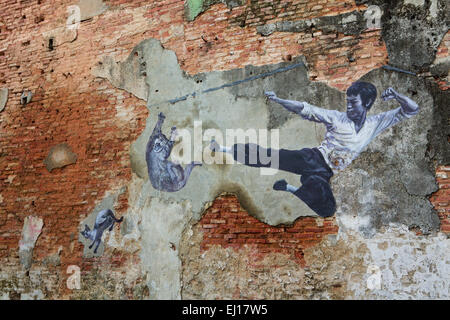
top-left (210, 84), bottom-right (419, 217)
top-left (93, 38), bottom-right (439, 242)
top-left (80, 209), bottom-right (123, 254)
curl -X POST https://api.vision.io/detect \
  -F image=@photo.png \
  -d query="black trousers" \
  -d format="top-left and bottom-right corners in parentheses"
top-left (233, 143), bottom-right (336, 218)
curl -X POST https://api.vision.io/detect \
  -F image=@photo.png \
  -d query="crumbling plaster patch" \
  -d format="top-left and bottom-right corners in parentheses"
top-left (359, 0), bottom-right (449, 72)
top-left (77, 0), bottom-right (109, 21)
top-left (43, 143), bottom-right (78, 172)
top-left (257, 10), bottom-right (370, 37)
top-left (18, 216), bottom-right (43, 270)
top-left (0, 88), bottom-right (8, 112)
top-left (180, 220), bottom-right (449, 299)
top-left (184, 0), bottom-right (245, 21)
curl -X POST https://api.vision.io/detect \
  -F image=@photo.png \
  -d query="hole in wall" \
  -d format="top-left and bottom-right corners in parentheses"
top-left (48, 38), bottom-right (54, 51)
top-left (35, 15), bottom-right (44, 23)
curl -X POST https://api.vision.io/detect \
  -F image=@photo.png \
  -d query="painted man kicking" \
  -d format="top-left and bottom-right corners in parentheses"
top-left (210, 82), bottom-right (419, 218)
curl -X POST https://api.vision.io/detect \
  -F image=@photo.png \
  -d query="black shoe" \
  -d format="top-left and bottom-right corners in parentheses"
top-left (273, 179), bottom-right (288, 191)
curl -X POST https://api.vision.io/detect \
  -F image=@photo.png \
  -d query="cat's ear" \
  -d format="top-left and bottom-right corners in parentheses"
top-left (84, 224), bottom-right (90, 231)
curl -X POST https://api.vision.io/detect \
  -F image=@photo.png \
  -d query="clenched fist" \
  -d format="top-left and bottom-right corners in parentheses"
top-left (264, 91), bottom-right (277, 101)
top-left (381, 87), bottom-right (399, 101)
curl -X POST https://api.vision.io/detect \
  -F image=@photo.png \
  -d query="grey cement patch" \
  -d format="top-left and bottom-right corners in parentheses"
top-left (377, 0), bottom-right (449, 73)
top-left (77, 0), bottom-right (108, 21)
top-left (184, 0), bottom-right (245, 22)
top-left (0, 88), bottom-right (8, 112)
top-left (92, 50), bottom-right (148, 101)
top-left (257, 10), bottom-right (368, 37)
top-left (43, 143), bottom-right (78, 172)
top-left (18, 216), bottom-right (43, 270)
top-left (95, 39), bottom-right (441, 235)
top-left (426, 82), bottom-right (450, 166)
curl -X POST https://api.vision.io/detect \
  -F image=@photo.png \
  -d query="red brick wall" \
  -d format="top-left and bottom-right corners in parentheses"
top-left (431, 166), bottom-right (450, 234)
top-left (198, 195), bottom-right (338, 267)
top-left (433, 31), bottom-right (449, 91)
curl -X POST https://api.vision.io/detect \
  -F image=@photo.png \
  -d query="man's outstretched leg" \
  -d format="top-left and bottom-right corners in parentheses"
top-left (210, 140), bottom-right (232, 154)
top-left (210, 140), bottom-right (282, 170)
top-left (273, 176), bottom-right (336, 218)
top-left (210, 140), bottom-right (333, 177)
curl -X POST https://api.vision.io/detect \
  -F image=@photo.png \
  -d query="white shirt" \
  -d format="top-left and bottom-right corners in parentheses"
top-left (298, 102), bottom-right (419, 172)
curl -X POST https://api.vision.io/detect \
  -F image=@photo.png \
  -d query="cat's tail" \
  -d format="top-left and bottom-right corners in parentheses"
top-left (115, 217), bottom-right (124, 223)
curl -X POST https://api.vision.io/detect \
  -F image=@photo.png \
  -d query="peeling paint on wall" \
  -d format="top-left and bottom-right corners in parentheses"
top-left (184, 0), bottom-right (245, 21)
top-left (257, 10), bottom-right (370, 37)
top-left (77, 0), bottom-right (108, 21)
top-left (18, 216), bottom-right (43, 270)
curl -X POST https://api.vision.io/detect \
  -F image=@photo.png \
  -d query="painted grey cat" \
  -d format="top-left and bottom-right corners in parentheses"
top-left (146, 112), bottom-right (201, 192)
top-left (80, 209), bottom-right (123, 254)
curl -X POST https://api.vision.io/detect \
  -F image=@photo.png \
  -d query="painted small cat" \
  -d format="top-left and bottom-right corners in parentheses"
top-left (80, 209), bottom-right (123, 254)
top-left (146, 112), bottom-right (201, 192)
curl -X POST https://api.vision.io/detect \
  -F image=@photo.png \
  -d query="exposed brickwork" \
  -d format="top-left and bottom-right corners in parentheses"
top-left (228, 0), bottom-right (365, 28)
top-left (178, 2), bottom-right (386, 90)
top-left (433, 31), bottom-right (449, 90)
top-left (430, 166), bottom-right (450, 234)
top-left (197, 194), bottom-right (338, 266)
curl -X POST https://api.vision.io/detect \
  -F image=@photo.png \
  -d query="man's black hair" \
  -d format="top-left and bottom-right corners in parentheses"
top-left (346, 81), bottom-right (377, 110)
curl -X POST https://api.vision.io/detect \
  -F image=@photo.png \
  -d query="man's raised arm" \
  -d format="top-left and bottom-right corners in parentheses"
top-left (264, 91), bottom-right (340, 125)
top-left (264, 91), bottom-right (304, 113)
top-left (372, 88), bottom-right (420, 138)
top-left (381, 87), bottom-right (419, 115)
